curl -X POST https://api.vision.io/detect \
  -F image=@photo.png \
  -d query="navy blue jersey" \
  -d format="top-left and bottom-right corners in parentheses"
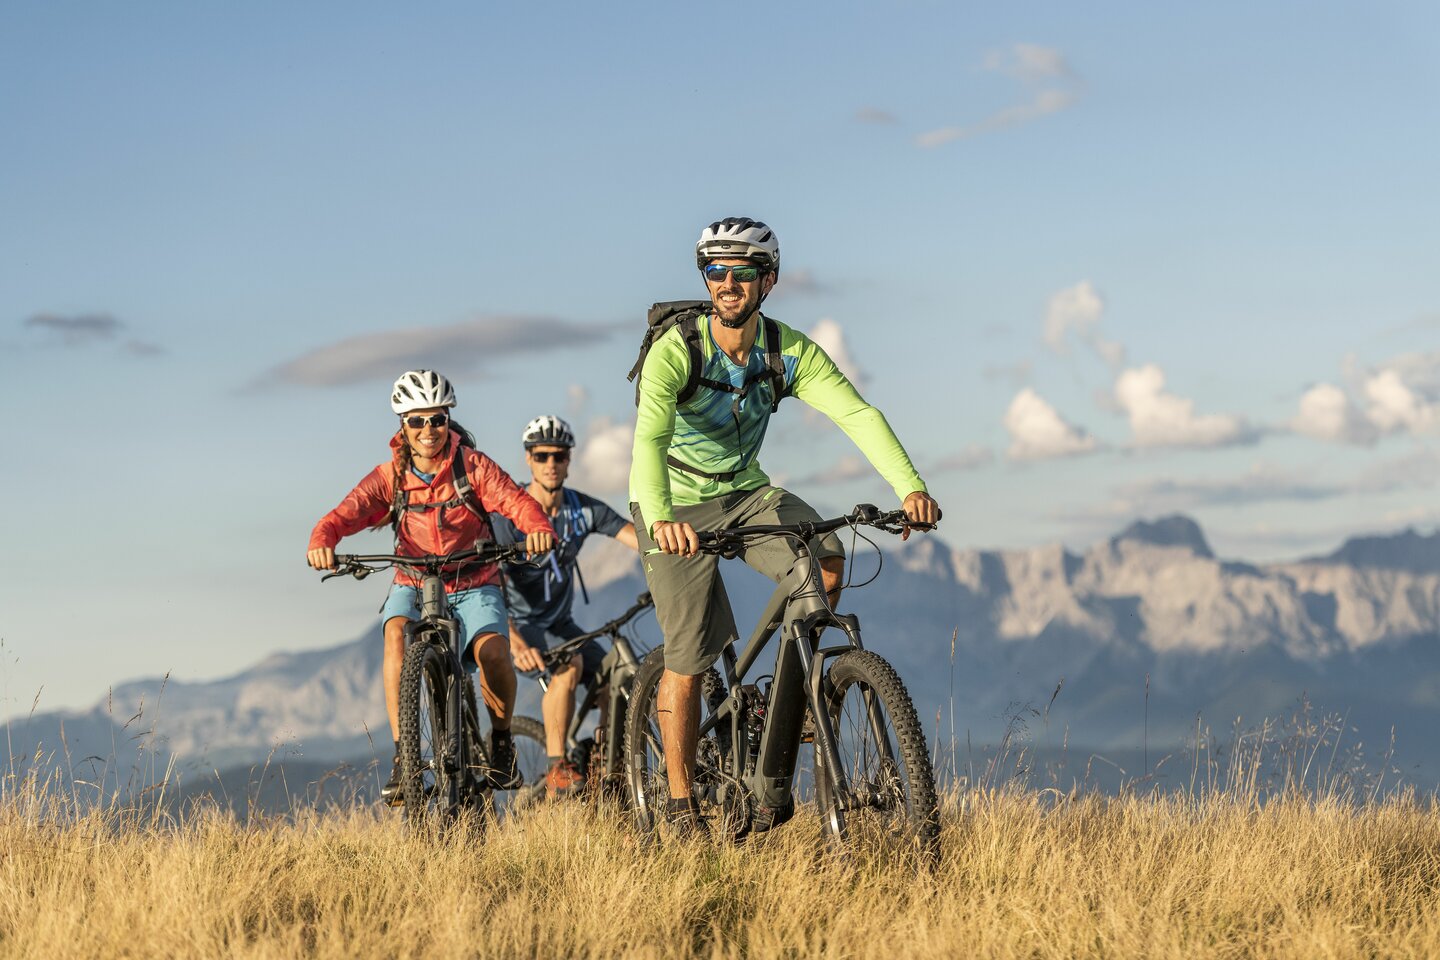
top-left (490, 486), bottom-right (629, 629)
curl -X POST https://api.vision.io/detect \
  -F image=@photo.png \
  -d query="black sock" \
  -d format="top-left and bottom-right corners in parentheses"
top-left (392, 739), bottom-right (400, 757)
top-left (493, 728), bottom-right (512, 742)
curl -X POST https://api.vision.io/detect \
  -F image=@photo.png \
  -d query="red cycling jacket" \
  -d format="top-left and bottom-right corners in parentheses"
top-left (309, 432), bottom-right (553, 593)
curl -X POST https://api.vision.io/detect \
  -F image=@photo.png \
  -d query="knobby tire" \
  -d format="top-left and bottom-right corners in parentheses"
top-left (815, 649), bottom-right (940, 862)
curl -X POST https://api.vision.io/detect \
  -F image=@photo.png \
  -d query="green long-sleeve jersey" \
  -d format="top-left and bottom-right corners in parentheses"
top-left (629, 314), bottom-right (927, 533)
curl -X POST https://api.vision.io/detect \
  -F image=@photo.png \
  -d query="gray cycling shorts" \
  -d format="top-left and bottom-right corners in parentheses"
top-left (632, 486), bottom-right (844, 677)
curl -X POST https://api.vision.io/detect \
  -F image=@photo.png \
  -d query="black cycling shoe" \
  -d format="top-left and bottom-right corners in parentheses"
top-left (380, 759), bottom-right (404, 807)
top-left (749, 799), bottom-right (794, 834)
top-left (487, 731), bottom-right (523, 789)
top-left (664, 796), bottom-right (710, 840)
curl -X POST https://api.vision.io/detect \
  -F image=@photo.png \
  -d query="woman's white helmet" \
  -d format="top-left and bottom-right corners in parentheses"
top-left (390, 369), bottom-right (457, 414)
top-left (522, 415), bottom-right (575, 449)
top-left (695, 217), bottom-right (779, 273)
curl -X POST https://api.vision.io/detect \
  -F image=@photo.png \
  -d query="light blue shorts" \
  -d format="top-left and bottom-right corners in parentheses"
top-left (380, 583), bottom-right (508, 670)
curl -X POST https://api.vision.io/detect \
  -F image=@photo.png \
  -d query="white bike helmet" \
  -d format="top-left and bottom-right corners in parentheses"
top-left (695, 217), bottom-right (779, 273)
top-left (522, 415), bottom-right (575, 449)
top-left (390, 369), bottom-right (457, 414)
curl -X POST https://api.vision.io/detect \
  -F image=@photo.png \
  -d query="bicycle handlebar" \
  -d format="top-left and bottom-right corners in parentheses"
top-left (319, 541), bottom-right (532, 582)
top-left (692, 503), bottom-right (939, 556)
top-left (537, 592), bottom-right (654, 670)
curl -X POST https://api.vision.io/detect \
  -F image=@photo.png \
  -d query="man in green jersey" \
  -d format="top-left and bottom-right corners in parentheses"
top-left (630, 217), bottom-right (940, 836)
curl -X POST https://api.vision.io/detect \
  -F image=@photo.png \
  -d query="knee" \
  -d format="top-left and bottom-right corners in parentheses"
top-left (383, 618), bottom-right (408, 650)
top-left (472, 632), bottom-right (510, 667)
top-left (552, 654), bottom-right (583, 682)
top-left (820, 556), bottom-right (845, 590)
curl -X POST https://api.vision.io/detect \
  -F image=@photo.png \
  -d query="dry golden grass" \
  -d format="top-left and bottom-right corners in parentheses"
top-left (5, 778), bottom-right (1440, 960)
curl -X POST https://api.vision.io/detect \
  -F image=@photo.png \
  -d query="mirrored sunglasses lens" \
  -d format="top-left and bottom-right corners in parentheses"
top-left (704, 264), bottom-right (760, 283)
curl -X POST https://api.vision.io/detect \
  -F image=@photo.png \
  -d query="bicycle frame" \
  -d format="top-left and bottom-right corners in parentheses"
top-left (407, 572), bottom-right (474, 813)
top-left (531, 595), bottom-right (651, 780)
top-left (700, 537), bottom-right (874, 813)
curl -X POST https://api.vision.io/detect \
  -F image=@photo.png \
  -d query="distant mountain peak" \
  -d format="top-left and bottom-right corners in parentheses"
top-left (1313, 527), bottom-right (1440, 573)
top-left (1110, 515), bottom-right (1213, 558)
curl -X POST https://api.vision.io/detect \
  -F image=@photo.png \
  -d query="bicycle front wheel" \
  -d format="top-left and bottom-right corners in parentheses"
top-left (398, 641), bottom-right (459, 825)
top-left (815, 650), bottom-right (940, 861)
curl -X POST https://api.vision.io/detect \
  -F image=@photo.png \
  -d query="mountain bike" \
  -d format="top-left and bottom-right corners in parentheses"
top-left (509, 592), bottom-right (656, 807)
top-left (624, 504), bottom-right (940, 859)
top-left (323, 542), bottom-right (530, 826)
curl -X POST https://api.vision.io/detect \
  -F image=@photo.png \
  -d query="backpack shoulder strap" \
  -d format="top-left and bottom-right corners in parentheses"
top-left (762, 316), bottom-right (788, 413)
top-left (449, 448), bottom-right (486, 522)
top-left (673, 313), bottom-right (706, 406)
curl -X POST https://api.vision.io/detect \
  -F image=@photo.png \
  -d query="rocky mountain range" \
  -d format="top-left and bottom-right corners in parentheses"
top-left (11, 517), bottom-right (1440, 794)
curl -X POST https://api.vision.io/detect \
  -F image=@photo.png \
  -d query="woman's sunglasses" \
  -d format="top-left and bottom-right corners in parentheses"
top-left (402, 413), bottom-right (450, 429)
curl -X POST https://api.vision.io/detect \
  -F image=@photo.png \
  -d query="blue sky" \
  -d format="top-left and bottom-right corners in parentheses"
top-left (3, 2), bottom-right (1438, 714)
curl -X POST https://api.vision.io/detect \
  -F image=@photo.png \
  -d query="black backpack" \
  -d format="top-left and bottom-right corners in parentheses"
top-left (626, 301), bottom-right (789, 412)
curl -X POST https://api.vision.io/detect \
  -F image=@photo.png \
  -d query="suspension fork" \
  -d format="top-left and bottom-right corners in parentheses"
top-left (804, 612), bottom-right (866, 804)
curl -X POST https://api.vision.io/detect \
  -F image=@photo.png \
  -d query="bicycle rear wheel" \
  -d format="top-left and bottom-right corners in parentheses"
top-left (814, 650), bottom-right (939, 861)
top-left (624, 648), bottom-right (730, 835)
top-left (398, 640), bottom-right (459, 824)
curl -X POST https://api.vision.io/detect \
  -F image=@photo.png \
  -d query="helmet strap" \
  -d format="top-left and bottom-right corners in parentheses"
top-left (718, 310), bottom-right (754, 330)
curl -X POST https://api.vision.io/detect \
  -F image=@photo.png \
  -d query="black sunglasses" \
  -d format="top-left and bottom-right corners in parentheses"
top-left (702, 262), bottom-right (764, 284)
top-left (402, 413), bottom-right (450, 429)
top-left (530, 451), bottom-right (570, 463)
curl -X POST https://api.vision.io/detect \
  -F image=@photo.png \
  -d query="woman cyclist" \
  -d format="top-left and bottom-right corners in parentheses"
top-left (306, 369), bottom-right (555, 805)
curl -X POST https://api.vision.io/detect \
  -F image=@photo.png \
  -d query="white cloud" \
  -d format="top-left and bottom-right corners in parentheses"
top-left (809, 318), bottom-right (866, 388)
top-left (252, 315), bottom-right (615, 389)
top-left (1114, 364), bottom-right (1252, 449)
top-left (1042, 280), bottom-right (1125, 369)
top-left (792, 454), bottom-right (876, 488)
top-left (1291, 382), bottom-right (1378, 446)
top-left (1003, 388), bottom-right (1098, 461)
top-left (1365, 368), bottom-right (1438, 435)
top-left (982, 43), bottom-right (1076, 82)
top-left (931, 444), bottom-right (995, 473)
top-left (569, 417), bottom-right (633, 495)
top-left (917, 45), bottom-right (1081, 148)
top-left (854, 107), bottom-right (899, 125)
top-left (917, 89), bottom-right (1077, 147)
top-left (1290, 351), bottom-right (1439, 444)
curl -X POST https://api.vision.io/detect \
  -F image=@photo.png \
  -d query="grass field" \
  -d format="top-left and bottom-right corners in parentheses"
top-left (6, 773), bottom-right (1440, 960)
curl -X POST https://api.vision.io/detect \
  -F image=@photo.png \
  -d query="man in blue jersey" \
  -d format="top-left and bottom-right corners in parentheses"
top-left (491, 415), bottom-right (640, 797)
